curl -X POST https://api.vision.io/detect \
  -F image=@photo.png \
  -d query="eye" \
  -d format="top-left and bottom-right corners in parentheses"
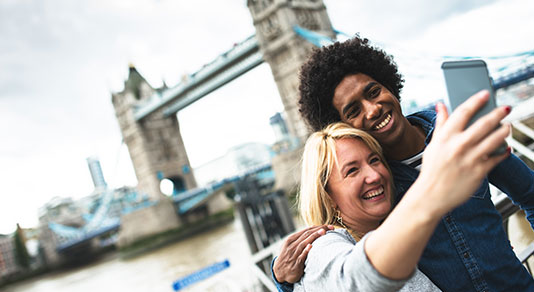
top-left (346, 167), bottom-right (359, 176)
top-left (346, 106), bottom-right (360, 119)
top-left (369, 87), bottom-right (381, 98)
top-left (370, 156), bottom-right (381, 164)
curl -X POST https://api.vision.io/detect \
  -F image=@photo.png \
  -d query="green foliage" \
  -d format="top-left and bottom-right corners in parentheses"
top-left (13, 226), bottom-right (30, 269)
top-left (225, 186), bottom-right (236, 200)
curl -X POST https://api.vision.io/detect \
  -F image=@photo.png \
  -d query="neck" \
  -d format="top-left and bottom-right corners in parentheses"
top-left (344, 220), bottom-right (381, 241)
top-left (382, 123), bottom-right (426, 161)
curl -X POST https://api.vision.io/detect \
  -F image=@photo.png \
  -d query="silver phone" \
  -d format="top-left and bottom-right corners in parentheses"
top-left (441, 59), bottom-right (507, 155)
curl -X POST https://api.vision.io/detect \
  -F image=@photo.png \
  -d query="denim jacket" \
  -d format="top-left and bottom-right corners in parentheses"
top-left (389, 110), bottom-right (534, 291)
top-left (274, 110), bottom-right (534, 292)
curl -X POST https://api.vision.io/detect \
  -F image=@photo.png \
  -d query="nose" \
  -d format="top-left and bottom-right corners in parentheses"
top-left (363, 165), bottom-right (381, 185)
top-left (363, 101), bottom-right (381, 120)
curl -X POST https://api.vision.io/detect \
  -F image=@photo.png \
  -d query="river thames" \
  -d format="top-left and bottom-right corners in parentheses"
top-left (3, 220), bottom-right (266, 292)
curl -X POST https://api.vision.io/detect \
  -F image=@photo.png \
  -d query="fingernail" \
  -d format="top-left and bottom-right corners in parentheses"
top-left (504, 106), bottom-right (511, 114)
top-left (478, 90), bottom-right (489, 97)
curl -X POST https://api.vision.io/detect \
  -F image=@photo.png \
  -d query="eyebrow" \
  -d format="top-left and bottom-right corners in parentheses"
top-left (340, 161), bottom-right (358, 175)
top-left (341, 82), bottom-right (378, 117)
top-left (367, 152), bottom-right (378, 160)
top-left (340, 151), bottom-right (377, 174)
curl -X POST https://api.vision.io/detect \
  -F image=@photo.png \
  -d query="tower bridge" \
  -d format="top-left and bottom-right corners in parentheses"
top-left (108, 0), bottom-right (336, 250)
top-left (41, 0), bottom-right (534, 268)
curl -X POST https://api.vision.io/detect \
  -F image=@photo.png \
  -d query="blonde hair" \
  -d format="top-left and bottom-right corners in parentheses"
top-left (298, 122), bottom-right (390, 227)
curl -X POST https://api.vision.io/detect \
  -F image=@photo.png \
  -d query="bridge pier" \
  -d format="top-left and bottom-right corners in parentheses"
top-left (112, 66), bottom-right (197, 245)
top-left (117, 199), bottom-right (182, 248)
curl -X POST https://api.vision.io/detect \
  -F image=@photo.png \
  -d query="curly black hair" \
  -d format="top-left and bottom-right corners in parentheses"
top-left (298, 35), bottom-right (404, 132)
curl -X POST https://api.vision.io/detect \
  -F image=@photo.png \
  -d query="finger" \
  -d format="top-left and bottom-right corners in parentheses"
top-left (296, 244), bottom-right (313, 265)
top-left (285, 232), bottom-right (301, 245)
top-left (296, 225), bottom-right (331, 241)
top-left (316, 224), bottom-right (334, 231)
top-left (471, 123), bottom-right (511, 159)
top-left (447, 90), bottom-right (490, 132)
top-left (481, 146), bottom-right (511, 173)
top-left (287, 226), bottom-right (322, 242)
top-left (304, 228), bottom-right (326, 243)
top-left (434, 102), bottom-right (449, 134)
top-left (295, 229), bottom-right (325, 254)
top-left (465, 106), bottom-right (510, 146)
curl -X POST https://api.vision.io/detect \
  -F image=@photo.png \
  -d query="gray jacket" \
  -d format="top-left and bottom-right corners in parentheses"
top-left (294, 229), bottom-right (441, 292)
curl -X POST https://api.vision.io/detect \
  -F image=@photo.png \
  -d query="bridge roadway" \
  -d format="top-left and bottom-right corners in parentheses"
top-left (133, 34), bottom-right (263, 121)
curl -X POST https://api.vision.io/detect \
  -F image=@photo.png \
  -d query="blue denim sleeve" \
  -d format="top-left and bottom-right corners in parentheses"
top-left (271, 256), bottom-right (294, 292)
top-left (489, 153), bottom-right (534, 229)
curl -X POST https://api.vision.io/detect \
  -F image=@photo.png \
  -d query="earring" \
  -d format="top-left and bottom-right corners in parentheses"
top-left (334, 209), bottom-right (349, 230)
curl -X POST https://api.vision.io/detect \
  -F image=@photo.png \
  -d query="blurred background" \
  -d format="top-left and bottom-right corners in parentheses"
top-left (1, 0), bottom-right (533, 291)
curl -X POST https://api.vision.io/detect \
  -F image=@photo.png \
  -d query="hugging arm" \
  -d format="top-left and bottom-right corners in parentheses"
top-left (272, 224), bottom-right (334, 289)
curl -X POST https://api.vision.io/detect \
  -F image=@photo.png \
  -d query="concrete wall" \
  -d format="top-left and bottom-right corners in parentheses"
top-left (206, 190), bottom-right (234, 215)
top-left (117, 199), bottom-right (181, 248)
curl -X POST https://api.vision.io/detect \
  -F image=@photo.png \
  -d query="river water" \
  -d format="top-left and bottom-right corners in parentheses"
top-left (3, 220), bottom-right (266, 292)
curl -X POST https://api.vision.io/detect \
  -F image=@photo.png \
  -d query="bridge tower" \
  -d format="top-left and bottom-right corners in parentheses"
top-left (247, 0), bottom-right (335, 142)
top-left (111, 65), bottom-right (197, 201)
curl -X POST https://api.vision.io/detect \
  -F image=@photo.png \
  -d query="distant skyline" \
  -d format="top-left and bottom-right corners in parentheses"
top-left (1, 0), bottom-right (533, 233)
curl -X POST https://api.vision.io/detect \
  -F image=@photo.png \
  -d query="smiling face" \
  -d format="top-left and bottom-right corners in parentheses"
top-left (332, 73), bottom-right (407, 148)
top-left (327, 137), bottom-right (393, 233)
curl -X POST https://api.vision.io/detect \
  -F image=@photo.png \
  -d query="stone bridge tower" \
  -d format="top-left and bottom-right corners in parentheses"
top-left (111, 65), bottom-right (197, 201)
top-left (247, 0), bottom-right (335, 142)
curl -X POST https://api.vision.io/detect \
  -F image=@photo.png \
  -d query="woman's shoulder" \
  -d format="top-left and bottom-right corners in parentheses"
top-left (311, 228), bottom-right (358, 249)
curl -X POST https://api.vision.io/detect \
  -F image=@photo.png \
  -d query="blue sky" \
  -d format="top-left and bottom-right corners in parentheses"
top-left (1, 0), bottom-right (533, 233)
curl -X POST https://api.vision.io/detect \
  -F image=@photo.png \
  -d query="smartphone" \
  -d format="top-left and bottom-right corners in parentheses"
top-left (441, 59), bottom-right (507, 155)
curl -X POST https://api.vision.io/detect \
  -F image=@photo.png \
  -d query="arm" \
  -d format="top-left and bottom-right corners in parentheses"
top-left (488, 152), bottom-right (534, 229)
top-left (272, 224), bottom-right (334, 289)
top-left (366, 92), bottom-right (511, 279)
top-left (300, 230), bottom-right (409, 292)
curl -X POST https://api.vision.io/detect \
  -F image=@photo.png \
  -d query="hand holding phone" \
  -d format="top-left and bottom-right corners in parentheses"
top-left (441, 59), bottom-right (508, 155)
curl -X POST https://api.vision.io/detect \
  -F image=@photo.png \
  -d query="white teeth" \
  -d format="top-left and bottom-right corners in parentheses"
top-left (363, 186), bottom-right (384, 200)
top-left (374, 114), bottom-right (391, 130)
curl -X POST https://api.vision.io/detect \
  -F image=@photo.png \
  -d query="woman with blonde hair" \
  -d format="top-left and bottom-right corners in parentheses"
top-left (293, 100), bottom-right (511, 291)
